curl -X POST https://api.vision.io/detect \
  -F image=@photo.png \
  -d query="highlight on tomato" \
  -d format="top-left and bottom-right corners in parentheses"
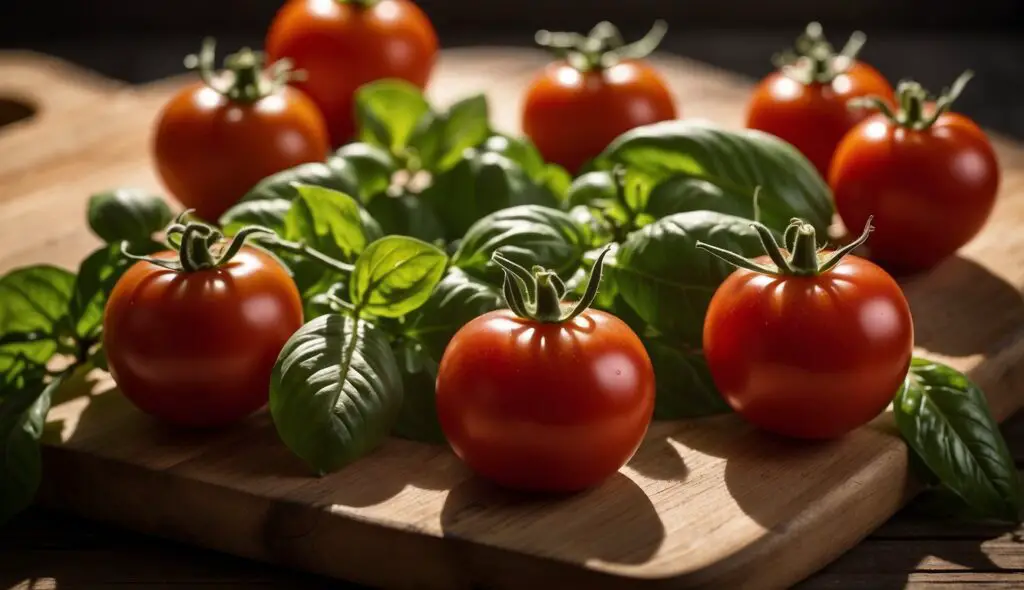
top-left (521, 21), bottom-right (678, 174)
top-left (745, 22), bottom-right (893, 178)
top-left (697, 216), bottom-right (914, 440)
top-left (266, 0), bottom-right (439, 147)
top-left (830, 71), bottom-right (1000, 274)
top-left (435, 248), bottom-right (656, 492)
top-left (103, 214), bottom-right (304, 428)
top-left (152, 39), bottom-right (329, 223)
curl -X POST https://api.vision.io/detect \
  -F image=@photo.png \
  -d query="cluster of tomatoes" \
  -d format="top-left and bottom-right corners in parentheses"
top-left (135, 6), bottom-right (1000, 494)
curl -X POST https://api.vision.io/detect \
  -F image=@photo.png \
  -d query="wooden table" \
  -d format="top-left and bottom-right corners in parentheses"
top-left (3, 411), bottom-right (1022, 590)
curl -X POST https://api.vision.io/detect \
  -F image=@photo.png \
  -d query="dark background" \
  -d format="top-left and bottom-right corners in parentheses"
top-left (0, 1), bottom-right (1023, 138)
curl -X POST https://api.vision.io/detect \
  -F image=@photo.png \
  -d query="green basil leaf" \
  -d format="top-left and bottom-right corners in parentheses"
top-left (240, 161), bottom-right (359, 204)
top-left (421, 150), bottom-right (558, 242)
top-left (612, 211), bottom-right (768, 347)
top-left (413, 94), bottom-right (491, 172)
top-left (403, 268), bottom-right (503, 363)
top-left (355, 79), bottom-right (431, 155)
top-left (894, 358), bottom-right (1022, 522)
top-left (333, 143), bottom-right (396, 202)
top-left (0, 266), bottom-right (76, 371)
top-left (481, 134), bottom-right (546, 179)
top-left (87, 189), bottom-right (173, 244)
top-left (391, 341), bottom-right (446, 444)
top-left (452, 205), bottom-right (587, 284)
top-left (350, 236), bottom-right (448, 318)
top-left (644, 338), bottom-right (731, 419)
top-left (70, 241), bottom-right (161, 340)
top-left (285, 185), bottom-right (368, 261)
top-left (219, 199), bottom-right (292, 235)
top-left (645, 177), bottom-right (755, 221)
top-left (365, 193), bottom-right (445, 243)
top-left (566, 171), bottom-right (617, 210)
top-left (270, 314), bottom-right (403, 474)
top-left (595, 120), bottom-right (833, 233)
top-left (540, 163), bottom-right (573, 203)
top-left (0, 370), bottom-right (61, 524)
top-left (568, 205), bottom-right (615, 249)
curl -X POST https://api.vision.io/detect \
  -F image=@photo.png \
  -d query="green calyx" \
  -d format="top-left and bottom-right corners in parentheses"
top-left (535, 20), bottom-right (668, 73)
top-left (122, 210), bottom-right (274, 273)
top-left (774, 22), bottom-right (866, 85)
top-left (849, 70), bottom-right (973, 131)
top-left (494, 246), bottom-right (611, 323)
top-left (697, 216), bottom-right (875, 277)
top-left (185, 37), bottom-right (302, 103)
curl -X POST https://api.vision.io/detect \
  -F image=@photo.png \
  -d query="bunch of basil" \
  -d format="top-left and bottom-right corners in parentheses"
top-left (0, 81), bottom-right (1018, 525)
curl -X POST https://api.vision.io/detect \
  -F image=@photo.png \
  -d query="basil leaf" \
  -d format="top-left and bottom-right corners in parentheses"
top-left (540, 163), bottom-right (573, 203)
top-left (566, 171), bottom-right (617, 210)
top-left (644, 338), bottom-right (731, 419)
top-left (421, 150), bottom-right (558, 241)
top-left (595, 120), bottom-right (833, 233)
top-left (350, 236), bottom-right (448, 318)
top-left (894, 358), bottom-right (1022, 522)
top-left (481, 134), bottom-right (546, 179)
top-left (612, 211), bottom-right (767, 347)
top-left (87, 189), bottom-right (173, 244)
top-left (404, 268), bottom-right (503, 363)
top-left (220, 199), bottom-right (292, 235)
top-left (391, 341), bottom-right (446, 444)
top-left (333, 143), bottom-right (396, 202)
top-left (365, 193), bottom-right (445, 243)
top-left (644, 177), bottom-right (756, 221)
top-left (453, 205), bottom-right (588, 284)
top-left (0, 370), bottom-right (61, 524)
top-left (270, 314), bottom-right (403, 474)
top-left (70, 241), bottom-right (161, 340)
top-left (285, 185), bottom-right (368, 261)
top-left (568, 205), bottom-right (615, 249)
top-left (413, 94), bottom-right (490, 172)
top-left (355, 80), bottom-right (431, 155)
top-left (0, 266), bottom-right (76, 371)
top-left (240, 161), bottom-right (359, 204)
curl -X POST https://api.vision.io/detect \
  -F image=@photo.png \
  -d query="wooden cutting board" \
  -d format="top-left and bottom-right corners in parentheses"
top-left (2, 47), bottom-right (1023, 590)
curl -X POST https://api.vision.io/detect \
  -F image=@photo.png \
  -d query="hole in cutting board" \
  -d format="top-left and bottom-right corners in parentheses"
top-left (0, 97), bottom-right (37, 129)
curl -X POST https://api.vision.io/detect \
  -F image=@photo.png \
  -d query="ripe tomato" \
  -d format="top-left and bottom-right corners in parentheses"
top-left (830, 72), bottom-right (999, 273)
top-left (436, 251), bottom-right (655, 492)
top-left (104, 230), bottom-right (303, 428)
top-left (699, 219), bottom-right (913, 439)
top-left (746, 22), bottom-right (893, 178)
top-left (153, 40), bottom-right (329, 223)
top-left (266, 0), bottom-right (438, 146)
top-left (522, 21), bottom-right (677, 174)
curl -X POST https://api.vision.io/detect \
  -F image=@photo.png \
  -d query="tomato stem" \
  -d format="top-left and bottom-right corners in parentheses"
top-left (121, 212), bottom-right (275, 273)
top-left (184, 38), bottom-right (302, 104)
top-left (773, 21), bottom-right (866, 85)
top-left (535, 20), bottom-right (667, 72)
top-left (336, 0), bottom-right (380, 7)
top-left (493, 247), bottom-right (611, 323)
top-left (848, 71), bottom-right (973, 131)
top-left (696, 212), bottom-right (876, 277)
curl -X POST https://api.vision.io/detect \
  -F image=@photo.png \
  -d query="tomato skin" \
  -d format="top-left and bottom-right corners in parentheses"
top-left (522, 60), bottom-right (677, 174)
top-left (153, 82), bottom-right (329, 222)
top-left (830, 112), bottom-right (1000, 273)
top-left (746, 63), bottom-right (893, 178)
top-left (435, 309), bottom-right (655, 492)
top-left (266, 0), bottom-right (438, 146)
top-left (103, 248), bottom-right (304, 428)
top-left (703, 255), bottom-right (913, 439)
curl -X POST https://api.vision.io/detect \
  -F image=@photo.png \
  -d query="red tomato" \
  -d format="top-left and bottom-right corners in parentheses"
top-left (746, 23), bottom-right (893, 178)
top-left (830, 75), bottom-right (999, 273)
top-left (435, 251), bottom-right (654, 492)
top-left (104, 247), bottom-right (304, 428)
top-left (266, 0), bottom-right (438, 146)
top-left (153, 41), bottom-right (330, 222)
top-left (701, 221), bottom-right (914, 439)
top-left (522, 21), bottom-right (677, 174)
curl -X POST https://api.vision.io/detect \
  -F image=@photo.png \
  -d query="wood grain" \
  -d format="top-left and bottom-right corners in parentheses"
top-left (1, 47), bottom-right (1023, 589)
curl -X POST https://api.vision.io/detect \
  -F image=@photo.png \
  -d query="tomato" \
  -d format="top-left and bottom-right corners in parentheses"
top-left (436, 251), bottom-right (655, 492)
top-left (830, 72), bottom-right (999, 273)
top-left (699, 218), bottom-right (914, 439)
top-left (266, 0), bottom-right (438, 146)
top-left (153, 40), bottom-right (329, 223)
top-left (104, 226), bottom-right (303, 428)
top-left (522, 21), bottom-right (677, 174)
top-left (746, 22), bottom-right (893, 178)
